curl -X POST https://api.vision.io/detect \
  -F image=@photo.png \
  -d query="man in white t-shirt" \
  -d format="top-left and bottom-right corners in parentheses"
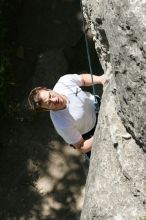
top-left (28, 73), bottom-right (108, 157)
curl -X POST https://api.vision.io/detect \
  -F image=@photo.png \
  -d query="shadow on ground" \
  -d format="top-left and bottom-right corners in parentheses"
top-left (0, 112), bottom-right (88, 220)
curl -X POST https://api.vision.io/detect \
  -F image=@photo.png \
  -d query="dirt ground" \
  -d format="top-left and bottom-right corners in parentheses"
top-left (0, 1), bottom-right (103, 219)
top-left (0, 110), bottom-right (89, 220)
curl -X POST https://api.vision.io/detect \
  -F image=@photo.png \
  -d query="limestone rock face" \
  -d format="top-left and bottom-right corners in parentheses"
top-left (81, 0), bottom-right (146, 219)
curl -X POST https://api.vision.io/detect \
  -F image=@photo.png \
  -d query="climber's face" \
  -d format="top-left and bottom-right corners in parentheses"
top-left (39, 89), bottom-right (67, 111)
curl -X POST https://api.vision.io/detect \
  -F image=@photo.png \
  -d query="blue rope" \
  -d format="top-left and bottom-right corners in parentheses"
top-left (80, 0), bottom-right (99, 112)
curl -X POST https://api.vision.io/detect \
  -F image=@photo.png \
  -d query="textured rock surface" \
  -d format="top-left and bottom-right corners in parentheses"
top-left (81, 0), bottom-right (146, 219)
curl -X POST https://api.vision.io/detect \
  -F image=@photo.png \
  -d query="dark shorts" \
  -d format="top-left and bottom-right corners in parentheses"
top-left (82, 95), bottom-right (101, 159)
top-left (82, 123), bottom-right (96, 159)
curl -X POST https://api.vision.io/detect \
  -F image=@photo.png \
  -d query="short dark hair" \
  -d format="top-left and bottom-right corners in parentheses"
top-left (28, 87), bottom-right (49, 112)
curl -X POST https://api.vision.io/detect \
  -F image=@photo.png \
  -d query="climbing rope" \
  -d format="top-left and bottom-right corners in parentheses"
top-left (80, 0), bottom-right (100, 113)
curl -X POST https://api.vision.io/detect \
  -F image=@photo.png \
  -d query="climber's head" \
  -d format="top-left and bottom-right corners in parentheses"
top-left (28, 87), bottom-right (67, 111)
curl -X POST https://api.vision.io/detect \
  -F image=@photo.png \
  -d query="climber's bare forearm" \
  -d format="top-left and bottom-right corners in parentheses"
top-left (72, 136), bottom-right (93, 153)
top-left (81, 74), bottom-right (107, 86)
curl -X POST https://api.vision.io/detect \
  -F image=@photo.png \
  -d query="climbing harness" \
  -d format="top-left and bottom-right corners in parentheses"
top-left (80, 0), bottom-right (100, 113)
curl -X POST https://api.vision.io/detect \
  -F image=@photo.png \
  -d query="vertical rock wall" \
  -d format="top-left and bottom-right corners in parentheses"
top-left (81, 0), bottom-right (146, 219)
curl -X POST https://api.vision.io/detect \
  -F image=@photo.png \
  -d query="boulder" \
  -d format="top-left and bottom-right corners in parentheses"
top-left (81, 0), bottom-right (146, 219)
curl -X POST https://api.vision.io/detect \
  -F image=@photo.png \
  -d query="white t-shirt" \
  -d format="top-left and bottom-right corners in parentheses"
top-left (50, 74), bottom-right (96, 145)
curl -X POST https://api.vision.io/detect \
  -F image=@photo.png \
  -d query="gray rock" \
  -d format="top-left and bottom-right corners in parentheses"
top-left (82, 0), bottom-right (146, 150)
top-left (81, 0), bottom-right (146, 219)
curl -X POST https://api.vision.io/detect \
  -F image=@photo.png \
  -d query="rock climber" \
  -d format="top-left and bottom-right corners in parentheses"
top-left (28, 72), bottom-right (109, 158)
